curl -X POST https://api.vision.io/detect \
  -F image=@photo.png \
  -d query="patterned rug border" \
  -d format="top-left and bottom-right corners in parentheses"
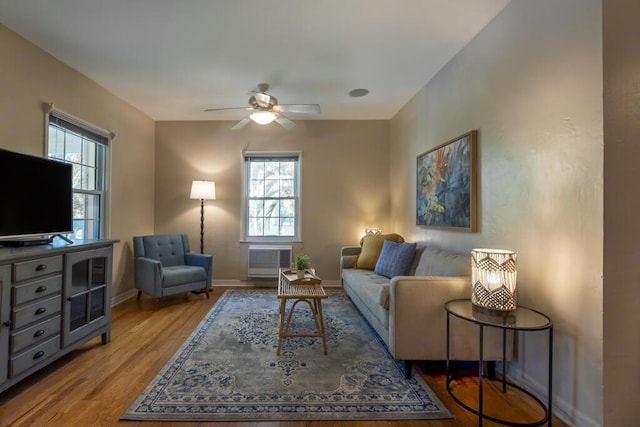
top-left (121, 289), bottom-right (452, 421)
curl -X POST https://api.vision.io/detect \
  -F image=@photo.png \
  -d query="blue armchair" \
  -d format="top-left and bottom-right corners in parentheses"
top-left (133, 234), bottom-right (213, 309)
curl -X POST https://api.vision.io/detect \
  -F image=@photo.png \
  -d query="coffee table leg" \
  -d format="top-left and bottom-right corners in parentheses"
top-left (308, 299), bottom-right (324, 351)
top-left (316, 299), bottom-right (327, 355)
top-left (277, 297), bottom-right (286, 355)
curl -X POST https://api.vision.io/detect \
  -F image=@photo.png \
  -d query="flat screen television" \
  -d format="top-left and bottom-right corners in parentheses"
top-left (0, 148), bottom-right (73, 245)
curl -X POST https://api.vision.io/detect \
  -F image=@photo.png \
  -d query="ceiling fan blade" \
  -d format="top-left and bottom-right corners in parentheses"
top-left (254, 92), bottom-right (271, 108)
top-left (275, 104), bottom-right (321, 114)
top-left (204, 106), bottom-right (253, 112)
top-left (231, 116), bottom-right (251, 130)
top-left (275, 115), bottom-right (296, 130)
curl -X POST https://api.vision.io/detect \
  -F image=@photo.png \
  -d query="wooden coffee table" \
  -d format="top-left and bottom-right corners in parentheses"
top-left (277, 268), bottom-right (328, 355)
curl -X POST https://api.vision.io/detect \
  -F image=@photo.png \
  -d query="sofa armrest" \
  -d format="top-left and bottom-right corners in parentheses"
top-left (340, 246), bottom-right (361, 268)
top-left (134, 257), bottom-right (163, 296)
top-left (341, 245), bottom-right (361, 258)
top-left (340, 246), bottom-right (361, 286)
top-left (341, 255), bottom-right (358, 269)
top-left (185, 253), bottom-right (214, 286)
top-left (387, 275), bottom-right (508, 361)
top-left (388, 275), bottom-right (470, 359)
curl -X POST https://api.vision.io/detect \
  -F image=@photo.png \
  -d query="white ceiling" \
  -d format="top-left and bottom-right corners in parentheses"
top-left (1, 0), bottom-right (510, 121)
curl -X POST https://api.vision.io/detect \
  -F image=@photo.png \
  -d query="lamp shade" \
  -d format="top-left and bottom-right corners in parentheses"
top-left (471, 248), bottom-right (517, 312)
top-left (190, 180), bottom-right (216, 200)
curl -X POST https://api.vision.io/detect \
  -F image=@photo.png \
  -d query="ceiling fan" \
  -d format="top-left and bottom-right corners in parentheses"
top-left (204, 83), bottom-right (321, 130)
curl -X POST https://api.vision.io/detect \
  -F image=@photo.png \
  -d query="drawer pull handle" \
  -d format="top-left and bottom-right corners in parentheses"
top-left (33, 351), bottom-right (45, 360)
top-left (34, 329), bottom-right (45, 338)
top-left (35, 307), bottom-right (46, 315)
top-left (3, 321), bottom-right (11, 327)
top-left (35, 264), bottom-right (48, 271)
top-left (35, 286), bottom-right (48, 293)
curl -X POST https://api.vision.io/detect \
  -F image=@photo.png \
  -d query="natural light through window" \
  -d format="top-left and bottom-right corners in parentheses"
top-left (47, 113), bottom-right (109, 241)
top-left (243, 153), bottom-right (301, 241)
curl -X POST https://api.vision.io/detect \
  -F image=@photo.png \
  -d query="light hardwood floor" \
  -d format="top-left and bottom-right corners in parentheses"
top-left (0, 287), bottom-right (567, 426)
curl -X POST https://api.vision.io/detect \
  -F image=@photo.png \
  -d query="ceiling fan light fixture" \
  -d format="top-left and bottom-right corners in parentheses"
top-left (250, 110), bottom-right (277, 125)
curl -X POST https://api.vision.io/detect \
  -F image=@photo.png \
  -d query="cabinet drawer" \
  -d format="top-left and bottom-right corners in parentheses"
top-left (12, 295), bottom-right (61, 330)
top-left (10, 315), bottom-right (61, 354)
top-left (9, 335), bottom-right (60, 378)
top-left (13, 256), bottom-right (63, 282)
top-left (12, 275), bottom-right (62, 306)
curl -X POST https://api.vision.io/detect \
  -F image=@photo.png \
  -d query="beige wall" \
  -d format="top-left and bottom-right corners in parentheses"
top-left (390, 1), bottom-right (604, 425)
top-left (603, 1), bottom-right (640, 425)
top-left (6, 1), bottom-right (636, 422)
top-left (154, 120), bottom-right (390, 283)
top-left (0, 24), bottom-right (156, 299)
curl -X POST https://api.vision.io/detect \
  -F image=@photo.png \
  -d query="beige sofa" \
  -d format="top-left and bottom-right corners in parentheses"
top-left (340, 243), bottom-right (509, 377)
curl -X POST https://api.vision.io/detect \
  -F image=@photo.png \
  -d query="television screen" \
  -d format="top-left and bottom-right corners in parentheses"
top-left (0, 148), bottom-right (73, 240)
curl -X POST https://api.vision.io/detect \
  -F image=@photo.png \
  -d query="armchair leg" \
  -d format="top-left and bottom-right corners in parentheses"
top-left (205, 288), bottom-right (210, 299)
top-left (136, 291), bottom-right (142, 301)
top-left (153, 298), bottom-right (160, 310)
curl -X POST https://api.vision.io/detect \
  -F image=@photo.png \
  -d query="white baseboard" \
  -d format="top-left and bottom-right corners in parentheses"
top-left (507, 365), bottom-right (598, 427)
top-left (112, 288), bottom-right (137, 306)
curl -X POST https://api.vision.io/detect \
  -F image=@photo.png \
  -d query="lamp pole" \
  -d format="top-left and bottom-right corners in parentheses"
top-left (198, 198), bottom-right (205, 253)
top-left (190, 180), bottom-right (216, 254)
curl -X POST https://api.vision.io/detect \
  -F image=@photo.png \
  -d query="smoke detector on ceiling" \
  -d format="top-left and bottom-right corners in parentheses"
top-left (349, 88), bottom-right (369, 97)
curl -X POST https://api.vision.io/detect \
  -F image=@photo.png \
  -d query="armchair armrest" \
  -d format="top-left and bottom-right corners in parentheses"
top-left (134, 257), bottom-right (163, 296)
top-left (185, 253), bottom-right (214, 287)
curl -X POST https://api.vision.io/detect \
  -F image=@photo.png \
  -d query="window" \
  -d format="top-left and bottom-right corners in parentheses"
top-left (46, 111), bottom-right (110, 240)
top-left (242, 152), bottom-right (301, 241)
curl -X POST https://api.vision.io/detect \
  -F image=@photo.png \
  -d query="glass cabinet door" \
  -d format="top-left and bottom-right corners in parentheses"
top-left (63, 247), bottom-right (112, 347)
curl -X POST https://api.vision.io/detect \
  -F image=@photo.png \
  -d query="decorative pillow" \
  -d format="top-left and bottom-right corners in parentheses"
top-left (374, 240), bottom-right (417, 278)
top-left (355, 233), bottom-right (404, 270)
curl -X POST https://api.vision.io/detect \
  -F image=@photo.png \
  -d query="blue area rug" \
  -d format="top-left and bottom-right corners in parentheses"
top-left (121, 289), bottom-right (452, 421)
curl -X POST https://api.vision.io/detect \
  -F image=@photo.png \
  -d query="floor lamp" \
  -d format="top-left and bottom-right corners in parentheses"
top-left (190, 180), bottom-right (216, 254)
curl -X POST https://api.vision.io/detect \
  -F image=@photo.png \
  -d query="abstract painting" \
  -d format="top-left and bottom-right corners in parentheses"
top-left (416, 130), bottom-right (477, 231)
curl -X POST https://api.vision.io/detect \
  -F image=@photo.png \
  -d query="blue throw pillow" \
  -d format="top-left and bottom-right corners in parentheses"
top-left (374, 240), bottom-right (417, 278)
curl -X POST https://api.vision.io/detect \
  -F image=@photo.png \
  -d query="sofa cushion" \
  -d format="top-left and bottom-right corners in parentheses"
top-left (415, 247), bottom-right (471, 276)
top-left (407, 246), bottom-right (424, 275)
top-left (355, 233), bottom-right (404, 270)
top-left (374, 240), bottom-right (417, 278)
top-left (341, 268), bottom-right (390, 335)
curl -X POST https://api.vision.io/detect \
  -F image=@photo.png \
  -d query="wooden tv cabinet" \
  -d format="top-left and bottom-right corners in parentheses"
top-left (0, 239), bottom-right (118, 393)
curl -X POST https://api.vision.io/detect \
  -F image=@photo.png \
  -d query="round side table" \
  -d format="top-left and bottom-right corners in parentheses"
top-left (444, 299), bottom-right (553, 426)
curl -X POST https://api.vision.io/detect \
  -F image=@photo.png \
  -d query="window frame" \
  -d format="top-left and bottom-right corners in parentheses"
top-left (44, 105), bottom-right (112, 241)
top-left (241, 151), bottom-right (302, 243)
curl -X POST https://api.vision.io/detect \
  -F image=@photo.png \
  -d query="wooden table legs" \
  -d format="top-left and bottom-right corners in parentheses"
top-left (277, 297), bottom-right (327, 356)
